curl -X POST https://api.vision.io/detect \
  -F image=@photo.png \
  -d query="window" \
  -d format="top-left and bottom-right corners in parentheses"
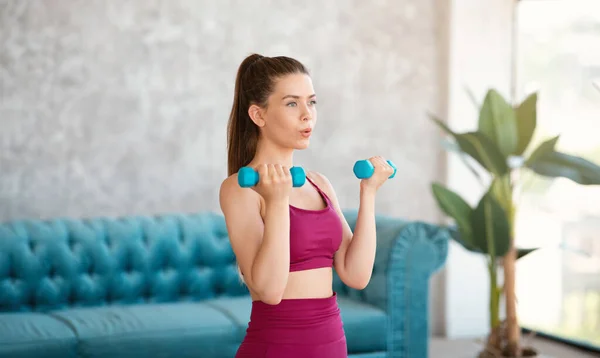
top-left (514, 0), bottom-right (600, 351)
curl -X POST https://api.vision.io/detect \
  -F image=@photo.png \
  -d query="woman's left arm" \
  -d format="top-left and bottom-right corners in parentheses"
top-left (309, 157), bottom-right (394, 290)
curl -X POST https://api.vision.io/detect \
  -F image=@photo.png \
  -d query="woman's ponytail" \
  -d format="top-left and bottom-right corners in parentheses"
top-left (226, 53), bottom-right (310, 176)
top-left (226, 54), bottom-right (263, 176)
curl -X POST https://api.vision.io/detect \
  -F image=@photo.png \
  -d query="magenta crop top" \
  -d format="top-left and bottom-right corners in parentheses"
top-left (288, 176), bottom-right (343, 272)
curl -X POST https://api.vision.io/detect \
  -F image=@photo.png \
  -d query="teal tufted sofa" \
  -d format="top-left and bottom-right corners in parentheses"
top-left (0, 210), bottom-right (449, 358)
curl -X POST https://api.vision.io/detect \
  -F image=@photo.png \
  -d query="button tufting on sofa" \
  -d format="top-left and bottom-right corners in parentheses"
top-left (48, 267), bottom-right (57, 279)
top-left (0, 210), bottom-right (449, 358)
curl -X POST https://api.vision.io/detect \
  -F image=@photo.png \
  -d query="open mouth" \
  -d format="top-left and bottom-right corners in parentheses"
top-left (301, 129), bottom-right (312, 137)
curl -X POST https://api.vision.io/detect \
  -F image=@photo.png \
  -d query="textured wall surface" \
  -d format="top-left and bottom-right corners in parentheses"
top-left (0, 0), bottom-right (447, 222)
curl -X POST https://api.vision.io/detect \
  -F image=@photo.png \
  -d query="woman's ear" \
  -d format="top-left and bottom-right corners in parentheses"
top-left (248, 104), bottom-right (266, 127)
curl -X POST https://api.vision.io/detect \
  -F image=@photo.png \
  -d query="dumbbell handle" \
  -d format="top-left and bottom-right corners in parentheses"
top-left (237, 166), bottom-right (306, 188)
top-left (353, 159), bottom-right (397, 179)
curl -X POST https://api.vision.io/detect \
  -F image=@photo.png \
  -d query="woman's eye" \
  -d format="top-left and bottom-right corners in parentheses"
top-left (287, 102), bottom-right (297, 107)
top-left (310, 100), bottom-right (317, 105)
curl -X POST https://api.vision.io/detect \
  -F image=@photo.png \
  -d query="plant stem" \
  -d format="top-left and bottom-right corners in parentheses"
top-left (504, 186), bottom-right (521, 355)
top-left (489, 258), bottom-right (500, 329)
top-left (488, 257), bottom-right (500, 349)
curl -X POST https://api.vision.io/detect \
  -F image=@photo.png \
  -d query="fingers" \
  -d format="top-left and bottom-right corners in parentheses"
top-left (275, 164), bottom-right (287, 178)
top-left (266, 164), bottom-right (277, 183)
top-left (250, 163), bottom-right (294, 200)
top-left (369, 156), bottom-right (395, 177)
top-left (257, 163), bottom-right (269, 179)
top-left (281, 165), bottom-right (292, 180)
top-left (257, 164), bottom-right (291, 184)
top-left (271, 164), bottom-right (290, 183)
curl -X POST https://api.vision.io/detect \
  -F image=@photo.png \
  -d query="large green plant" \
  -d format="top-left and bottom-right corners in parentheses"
top-left (429, 89), bottom-right (600, 357)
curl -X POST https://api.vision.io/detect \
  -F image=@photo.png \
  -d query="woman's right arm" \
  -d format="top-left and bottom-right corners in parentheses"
top-left (219, 174), bottom-right (290, 305)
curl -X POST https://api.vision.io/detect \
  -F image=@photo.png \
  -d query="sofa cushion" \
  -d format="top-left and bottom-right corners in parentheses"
top-left (205, 294), bottom-right (387, 354)
top-left (49, 302), bottom-right (240, 358)
top-left (203, 295), bottom-right (252, 333)
top-left (337, 296), bottom-right (387, 353)
top-left (0, 312), bottom-right (78, 358)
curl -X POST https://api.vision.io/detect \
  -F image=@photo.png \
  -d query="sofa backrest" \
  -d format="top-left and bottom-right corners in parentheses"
top-left (0, 211), bottom-right (248, 313)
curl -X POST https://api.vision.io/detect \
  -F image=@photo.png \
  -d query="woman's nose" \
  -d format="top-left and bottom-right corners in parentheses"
top-left (302, 109), bottom-right (313, 121)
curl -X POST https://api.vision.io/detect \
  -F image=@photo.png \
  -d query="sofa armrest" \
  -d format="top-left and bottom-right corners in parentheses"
top-left (339, 210), bottom-right (450, 358)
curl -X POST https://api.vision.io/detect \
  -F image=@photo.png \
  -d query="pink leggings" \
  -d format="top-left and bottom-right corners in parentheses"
top-left (235, 292), bottom-right (348, 358)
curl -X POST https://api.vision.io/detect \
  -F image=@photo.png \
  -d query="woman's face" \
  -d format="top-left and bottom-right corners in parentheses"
top-left (251, 73), bottom-right (318, 150)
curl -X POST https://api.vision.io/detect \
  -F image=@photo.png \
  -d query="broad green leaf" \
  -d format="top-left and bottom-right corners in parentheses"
top-left (478, 89), bottom-right (518, 157)
top-left (441, 138), bottom-right (484, 183)
top-left (433, 115), bottom-right (490, 182)
top-left (431, 183), bottom-right (478, 251)
top-left (455, 132), bottom-right (509, 176)
top-left (441, 137), bottom-right (459, 152)
top-left (490, 175), bottom-right (512, 212)
top-left (470, 192), bottom-right (511, 258)
top-left (527, 150), bottom-right (600, 185)
top-left (514, 92), bottom-right (538, 155)
top-left (517, 247), bottom-right (539, 260)
top-left (430, 114), bottom-right (509, 176)
top-left (429, 113), bottom-right (455, 137)
top-left (525, 135), bottom-right (560, 166)
top-left (447, 225), bottom-right (483, 254)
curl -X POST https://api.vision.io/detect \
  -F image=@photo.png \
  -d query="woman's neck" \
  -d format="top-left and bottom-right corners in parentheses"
top-left (250, 139), bottom-right (295, 168)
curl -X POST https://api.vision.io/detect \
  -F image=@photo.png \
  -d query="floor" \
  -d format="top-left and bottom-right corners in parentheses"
top-left (429, 336), bottom-right (599, 358)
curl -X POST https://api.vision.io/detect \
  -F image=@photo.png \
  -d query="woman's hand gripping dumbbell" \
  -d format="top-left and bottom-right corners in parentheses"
top-left (237, 164), bottom-right (306, 202)
top-left (353, 157), bottom-right (396, 191)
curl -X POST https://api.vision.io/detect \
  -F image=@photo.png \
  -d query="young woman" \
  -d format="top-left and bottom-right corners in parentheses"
top-left (219, 53), bottom-right (394, 358)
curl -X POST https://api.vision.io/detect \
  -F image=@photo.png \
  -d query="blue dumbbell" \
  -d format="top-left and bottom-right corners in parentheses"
top-left (237, 166), bottom-right (306, 188)
top-left (353, 159), bottom-right (397, 179)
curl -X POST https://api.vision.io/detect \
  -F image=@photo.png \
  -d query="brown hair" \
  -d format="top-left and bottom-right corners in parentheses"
top-left (226, 54), bottom-right (310, 176)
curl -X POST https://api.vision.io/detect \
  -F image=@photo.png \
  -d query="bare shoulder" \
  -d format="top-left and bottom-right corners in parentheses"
top-left (219, 174), bottom-right (239, 199)
top-left (306, 171), bottom-right (337, 199)
top-left (219, 173), bottom-right (261, 214)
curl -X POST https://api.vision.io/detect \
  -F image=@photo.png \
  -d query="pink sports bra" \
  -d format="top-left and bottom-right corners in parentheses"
top-left (288, 176), bottom-right (343, 272)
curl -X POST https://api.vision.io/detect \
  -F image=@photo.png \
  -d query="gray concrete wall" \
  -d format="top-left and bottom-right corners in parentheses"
top-left (0, 0), bottom-right (448, 222)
